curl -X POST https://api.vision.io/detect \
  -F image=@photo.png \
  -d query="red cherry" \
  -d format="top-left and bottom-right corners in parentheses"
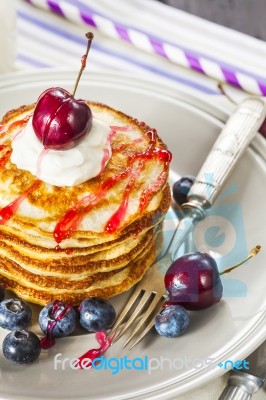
top-left (32, 32), bottom-right (94, 151)
top-left (165, 252), bottom-right (223, 310)
top-left (33, 88), bottom-right (92, 150)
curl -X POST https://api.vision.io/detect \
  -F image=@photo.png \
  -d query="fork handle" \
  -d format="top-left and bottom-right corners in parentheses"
top-left (186, 98), bottom-right (266, 208)
top-left (218, 371), bottom-right (263, 400)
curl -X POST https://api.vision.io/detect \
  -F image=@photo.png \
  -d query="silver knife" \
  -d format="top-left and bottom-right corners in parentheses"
top-left (218, 341), bottom-right (266, 400)
top-left (162, 97), bottom-right (266, 263)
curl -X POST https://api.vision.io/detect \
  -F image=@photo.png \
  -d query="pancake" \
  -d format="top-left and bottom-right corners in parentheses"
top-left (0, 101), bottom-right (171, 305)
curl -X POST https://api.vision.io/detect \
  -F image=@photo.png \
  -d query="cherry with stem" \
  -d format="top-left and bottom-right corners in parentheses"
top-left (165, 245), bottom-right (261, 310)
top-left (33, 32), bottom-right (94, 150)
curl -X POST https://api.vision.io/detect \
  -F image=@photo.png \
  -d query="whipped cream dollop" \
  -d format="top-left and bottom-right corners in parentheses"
top-left (11, 117), bottom-right (112, 186)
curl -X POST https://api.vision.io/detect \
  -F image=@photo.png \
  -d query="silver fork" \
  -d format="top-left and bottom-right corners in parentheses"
top-left (108, 251), bottom-right (170, 349)
top-left (109, 97), bottom-right (266, 350)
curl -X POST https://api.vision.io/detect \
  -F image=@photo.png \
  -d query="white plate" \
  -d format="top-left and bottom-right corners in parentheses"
top-left (0, 70), bottom-right (265, 400)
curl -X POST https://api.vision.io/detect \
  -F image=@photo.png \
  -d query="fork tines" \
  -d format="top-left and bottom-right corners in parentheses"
top-left (109, 283), bottom-right (166, 350)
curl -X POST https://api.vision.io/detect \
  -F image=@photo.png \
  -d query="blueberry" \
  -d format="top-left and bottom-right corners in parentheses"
top-left (172, 176), bottom-right (195, 205)
top-left (2, 329), bottom-right (41, 364)
top-left (79, 297), bottom-right (116, 332)
top-left (155, 305), bottom-right (190, 338)
top-left (39, 300), bottom-right (77, 338)
top-left (0, 298), bottom-right (32, 330)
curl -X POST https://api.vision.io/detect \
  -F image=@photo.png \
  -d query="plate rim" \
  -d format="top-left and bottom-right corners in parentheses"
top-left (1, 68), bottom-right (265, 160)
top-left (0, 68), bottom-right (265, 400)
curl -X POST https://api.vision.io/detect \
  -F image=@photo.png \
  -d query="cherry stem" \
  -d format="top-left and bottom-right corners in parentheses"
top-left (219, 245), bottom-right (261, 275)
top-left (72, 32), bottom-right (94, 98)
top-left (217, 82), bottom-right (237, 105)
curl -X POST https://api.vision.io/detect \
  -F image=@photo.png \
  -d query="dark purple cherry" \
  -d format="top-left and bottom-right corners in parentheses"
top-left (164, 246), bottom-right (260, 310)
top-left (32, 33), bottom-right (94, 150)
top-left (33, 87), bottom-right (92, 150)
top-left (165, 252), bottom-right (223, 310)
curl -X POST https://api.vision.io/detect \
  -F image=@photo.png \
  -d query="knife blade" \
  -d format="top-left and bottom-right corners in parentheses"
top-left (161, 97), bottom-right (266, 264)
top-left (219, 341), bottom-right (266, 400)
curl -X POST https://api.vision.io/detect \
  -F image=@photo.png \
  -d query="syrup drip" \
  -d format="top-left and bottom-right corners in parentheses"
top-left (65, 248), bottom-right (73, 255)
top-left (0, 180), bottom-right (40, 225)
top-left (0, 145), bottom-right (11, 168)
top-left (0, 151), bottom-right (11, 168)
top-left (139, 149), bottom-right (172, 212)
top-left (54, 244), bottom-right (73, 255)
top-left (40, 300), bottom-right (73, 349)
top-left (0, 116), bottom-right (32, 167)
top-left (9, 116), bottom-right (31, 131)
top-left (0, 115), bottom-right (39, 222)
top-left (112, 138), bottom-right (145, 154)
top-left (53, 169), bottom-right (130, 243)
top-left (104, 130), bottom-right (170, 233)
top-left (105, 157), bottom-right (145, 233)
top-left (134, 138), bottom-right (145, 144)
top-left (98, 127), bottom-right (119, 175)
top-left (53, 127), bottom-right (171, 243)
top-left (54, 244), bottom-right (74, 256)
top-left (109, 125), bottom-right (132, 132)
top-left (100, 148), bottom-right (110, 175)
top-left (106, 127), bottom-right (119, 149)
top-left (76, 331), bottom-right (114, 369)
top-left (0, 116), bottom-right (30, 138)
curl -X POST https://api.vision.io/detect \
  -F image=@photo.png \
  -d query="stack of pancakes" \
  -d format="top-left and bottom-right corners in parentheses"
top-left (0, 101), bottom-right (171, 305)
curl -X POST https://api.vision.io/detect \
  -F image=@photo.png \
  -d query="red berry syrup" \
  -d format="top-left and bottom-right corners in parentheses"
top-left (76, 331), bottom-right (115, 369)
top-left (53, 126), bottom-right (171, 243)
top-left (0, 145), bottom-right (11, 168)
top-left (40, 301), bottom-right (73, 349)
top-left (0, 180), bottom-right (40, 225)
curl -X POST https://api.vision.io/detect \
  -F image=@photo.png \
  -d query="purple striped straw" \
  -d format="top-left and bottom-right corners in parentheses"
top-left (23, 0), bottom-right (266, 96)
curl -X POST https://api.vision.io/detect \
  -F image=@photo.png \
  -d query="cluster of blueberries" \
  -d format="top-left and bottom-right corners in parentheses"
top-left (0, 296), bottom-right (191, 365)
top-left (0, 290), bottom-right (191, 366)
top-left (0, 287), bottom-right (116, 365)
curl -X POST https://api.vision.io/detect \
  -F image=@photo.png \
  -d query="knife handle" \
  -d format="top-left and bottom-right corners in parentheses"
top-left (187, 98), bottom-right (266, 208)
top-left (218, 371), bottom-right (264, 400)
